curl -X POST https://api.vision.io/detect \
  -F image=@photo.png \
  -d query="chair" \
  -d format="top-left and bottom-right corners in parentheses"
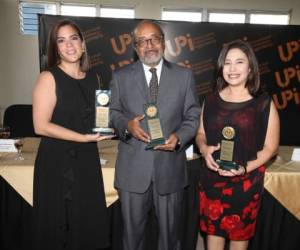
top-left (3, 104), bottom-right (38, 138)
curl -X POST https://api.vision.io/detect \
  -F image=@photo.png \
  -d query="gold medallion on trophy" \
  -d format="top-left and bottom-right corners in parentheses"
top-left (145, 105), bottom-right (158, 118)
top-left (97, 92), bottom-right (109, 106)
top-left (222, 126), bottom-right (235, 140)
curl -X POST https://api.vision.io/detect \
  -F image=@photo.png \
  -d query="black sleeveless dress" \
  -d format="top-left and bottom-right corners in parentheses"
top-left (33, 66), bottom-right (110, 250)
top-left (199, 92), bottom-right (271, 240)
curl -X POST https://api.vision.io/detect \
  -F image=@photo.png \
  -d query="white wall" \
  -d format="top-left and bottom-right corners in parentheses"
top-left (0, 0), bottom-right (300, 113)
top-left (1, 0), bottom-right (40, 115)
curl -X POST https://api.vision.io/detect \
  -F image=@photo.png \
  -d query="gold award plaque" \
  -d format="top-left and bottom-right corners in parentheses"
top-left (216, 126), bottom-right (239, 170)
top-left (144, 103), bottom-right (165, 150)
top-left (93, 90), bottom-right (115, 135)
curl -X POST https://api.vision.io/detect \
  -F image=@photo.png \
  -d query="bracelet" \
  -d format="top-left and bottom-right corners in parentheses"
top-left (240, 165), bottom-right (247, 175)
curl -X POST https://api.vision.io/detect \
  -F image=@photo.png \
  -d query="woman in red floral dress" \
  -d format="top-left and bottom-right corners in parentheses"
top-left (196, 40), bottom-right (280, 250)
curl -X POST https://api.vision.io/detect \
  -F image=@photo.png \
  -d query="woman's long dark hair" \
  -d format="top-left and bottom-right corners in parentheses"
top-left (216, 40), bottom-right (261, 96)
top-left (47, 19), bottom-right (89, 71)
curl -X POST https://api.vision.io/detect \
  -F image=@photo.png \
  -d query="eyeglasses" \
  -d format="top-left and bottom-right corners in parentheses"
top-left (135, 35), bottom-right (163, 48)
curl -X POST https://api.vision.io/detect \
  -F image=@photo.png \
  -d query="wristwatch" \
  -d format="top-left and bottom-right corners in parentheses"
top-left (124, 129), bottom-right (131, 140)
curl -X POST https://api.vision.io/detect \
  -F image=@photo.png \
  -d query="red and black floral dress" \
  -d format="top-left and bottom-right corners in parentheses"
top-left (199, 91), bottom-right (271, 240)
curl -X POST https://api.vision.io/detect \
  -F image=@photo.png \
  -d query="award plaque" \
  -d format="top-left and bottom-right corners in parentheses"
top-left (92, 90), bottom-right (115, 135)
top-left (216, 126), bottom-right (239, 171)
top-left (144, 103), bottom-right (165, 150)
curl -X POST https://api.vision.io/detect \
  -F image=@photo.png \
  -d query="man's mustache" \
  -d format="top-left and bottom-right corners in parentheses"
top-left (145, 49), bottom-right (159, 54)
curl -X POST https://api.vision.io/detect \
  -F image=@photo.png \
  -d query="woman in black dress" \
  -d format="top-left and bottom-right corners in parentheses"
top-left (32, 20), bottom-right (112, 250)
top-left (196, 40), bottom-right (280, 250)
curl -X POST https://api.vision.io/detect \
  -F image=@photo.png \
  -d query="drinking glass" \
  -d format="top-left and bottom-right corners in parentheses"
top-left (14, 138), bottom-right (24, 160)
top-left (0, 126), bottom-right (10, 139)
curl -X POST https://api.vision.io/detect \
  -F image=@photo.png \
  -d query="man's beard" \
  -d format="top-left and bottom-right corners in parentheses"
top-left (139, 49), bottom-right (163, 66)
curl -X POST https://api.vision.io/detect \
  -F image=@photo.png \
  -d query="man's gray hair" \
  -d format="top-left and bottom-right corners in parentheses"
top-left (133, 20), bottom-right (165, 41)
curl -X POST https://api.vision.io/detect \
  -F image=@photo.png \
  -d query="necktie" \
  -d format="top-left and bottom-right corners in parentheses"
top-left (149, 68), bottom-right (158, 102)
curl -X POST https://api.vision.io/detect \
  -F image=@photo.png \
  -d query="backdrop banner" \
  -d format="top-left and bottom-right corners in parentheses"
top-left (39, 14), bottom-right (300, 145)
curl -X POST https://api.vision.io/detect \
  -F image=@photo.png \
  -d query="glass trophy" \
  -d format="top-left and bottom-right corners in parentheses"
top-left (92, 90), bottom-right (115, 135)
top-left (144, 103), bottom-right (165, 150)
top-left (216, 126), bottom-right (239, 171)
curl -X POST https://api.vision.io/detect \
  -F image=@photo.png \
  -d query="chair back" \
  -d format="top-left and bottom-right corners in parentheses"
top-left (3, 104), bottom-right (37, 138)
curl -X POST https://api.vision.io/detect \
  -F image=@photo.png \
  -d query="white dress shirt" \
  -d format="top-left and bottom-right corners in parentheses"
top-left (142, 59), bottom-right (163, 86)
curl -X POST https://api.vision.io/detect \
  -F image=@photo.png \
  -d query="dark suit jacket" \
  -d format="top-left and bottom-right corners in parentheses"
top-left (110, 60), bottom-right (200, 194)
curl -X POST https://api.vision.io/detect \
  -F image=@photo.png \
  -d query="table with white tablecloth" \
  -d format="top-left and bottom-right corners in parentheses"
top-left (1, 141), bottom-right (300, 250)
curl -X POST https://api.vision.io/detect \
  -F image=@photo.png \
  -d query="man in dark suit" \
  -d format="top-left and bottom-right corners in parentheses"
top-left (110, 20), bottom-right (200, 250)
